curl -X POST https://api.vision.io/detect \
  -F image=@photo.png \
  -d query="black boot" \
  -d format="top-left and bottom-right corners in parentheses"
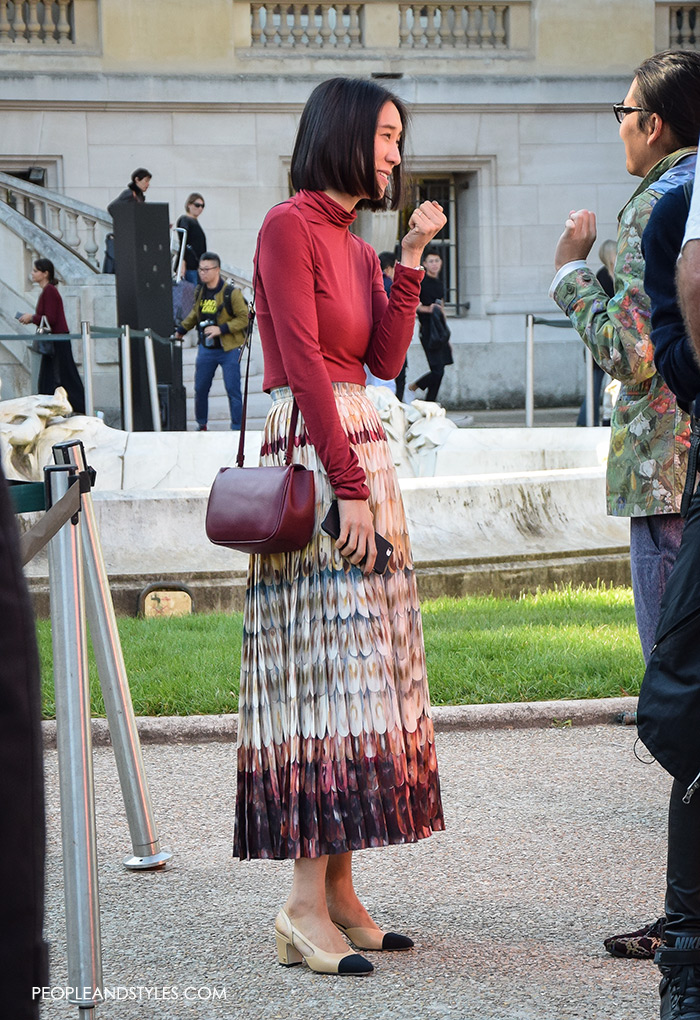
top-left (656, 942), bottom-right (700, 1019)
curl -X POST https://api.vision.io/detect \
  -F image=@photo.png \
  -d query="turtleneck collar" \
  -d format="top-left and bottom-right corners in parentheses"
top-left (295, 189), bottom-right (357, 228)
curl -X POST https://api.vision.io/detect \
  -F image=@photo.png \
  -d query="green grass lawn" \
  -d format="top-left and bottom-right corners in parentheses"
top-left (36, 583), bottom-right (643, 719)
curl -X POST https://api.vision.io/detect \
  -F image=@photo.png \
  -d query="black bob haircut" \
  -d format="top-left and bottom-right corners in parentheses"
top-left (290, 77), bottom-right (408, 211)
top-left (634, 49), bottom-right (700, 148)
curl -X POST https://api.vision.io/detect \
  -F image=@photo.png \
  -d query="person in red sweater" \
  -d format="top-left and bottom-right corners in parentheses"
top-left (234, 77), bottom-right (446, 978)
top-left (19, 259), bottom-right (85, 414)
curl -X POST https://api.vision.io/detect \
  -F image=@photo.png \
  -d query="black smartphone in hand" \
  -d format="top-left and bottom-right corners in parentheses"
top-left (321, 500), bottom-right (393, 575)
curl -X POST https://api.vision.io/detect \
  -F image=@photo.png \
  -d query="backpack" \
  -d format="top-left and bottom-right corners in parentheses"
top-left (193, 280), bottom-right (243, 321)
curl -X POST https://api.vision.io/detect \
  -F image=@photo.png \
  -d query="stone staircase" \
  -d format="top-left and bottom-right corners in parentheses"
top-left (0, 171), bottom-right (257, 423)
top-left (180, 334), bottom-right (271, 431)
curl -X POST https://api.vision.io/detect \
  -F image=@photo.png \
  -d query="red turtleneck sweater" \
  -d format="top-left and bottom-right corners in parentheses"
top-left (256, 190), bottom-right (423, 500)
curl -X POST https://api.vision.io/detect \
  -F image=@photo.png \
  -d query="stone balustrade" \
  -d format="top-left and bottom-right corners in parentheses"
top-left (0, 0), bottom-right (74, 44)
top-left (247, 0), bottom-right (531, 50)
top-left (0, 171), bottom-right (110, 271)
top-left (0, 1), bottom-right (697, 59)
top-left (656, 3), bottom-right (700, 48)
top-left (399, 2), bottom-right (509, 48)
top-left (251, 2), bottom-right (364, 47)
top-left (669, 2), bottom-right (699, 45)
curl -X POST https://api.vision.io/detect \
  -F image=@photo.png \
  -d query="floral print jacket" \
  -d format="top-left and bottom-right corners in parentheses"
top-left (552, 148), bottom-right (696, 517)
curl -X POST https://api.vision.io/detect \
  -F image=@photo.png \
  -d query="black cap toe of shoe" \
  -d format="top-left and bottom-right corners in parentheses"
top-left (381, 932), bottom-right (414, 950)
top-left (338, 953), bottom-right (374, 975)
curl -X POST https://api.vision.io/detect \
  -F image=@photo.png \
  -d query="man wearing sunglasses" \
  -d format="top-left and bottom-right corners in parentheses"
top-left (633, 148), bottom-right (700, 1020)
top-left (550, 48), bottom-right (700, 989)
top-left (551, 49), bottom-right (700, 660)
top-left (175, 252), bottom-right (248, 431)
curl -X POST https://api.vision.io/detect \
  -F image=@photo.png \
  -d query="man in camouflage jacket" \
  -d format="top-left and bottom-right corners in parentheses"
top-left (550, 51), bottom-right (700, 662)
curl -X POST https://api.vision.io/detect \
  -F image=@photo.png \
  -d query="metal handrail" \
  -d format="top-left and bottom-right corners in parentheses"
top-left (0, 323), bottom-right (170, 429)
top-left (525, 314), bottom-right (596, 428)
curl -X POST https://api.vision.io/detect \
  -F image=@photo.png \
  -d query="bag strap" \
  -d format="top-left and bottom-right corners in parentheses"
top-left (679, 177), bottom-right (698, 520)
top-left (223, 281), bottom-right (239, 318)
top-left (235, 234), bottom-right (299, 469)
top-left (192, 283), bottom-right (203, 319)
top-left (682, 416), bottom-right (700, 518)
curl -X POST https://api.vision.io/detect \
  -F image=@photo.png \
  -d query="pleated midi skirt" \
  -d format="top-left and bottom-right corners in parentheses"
top-left (234, 383), bottom-right (444, 860)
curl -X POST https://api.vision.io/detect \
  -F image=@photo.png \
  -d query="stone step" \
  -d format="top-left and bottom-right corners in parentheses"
top-left (185, 392), bottom-right (271, 432)
top-left (181, 339), bottom-right (268, 431)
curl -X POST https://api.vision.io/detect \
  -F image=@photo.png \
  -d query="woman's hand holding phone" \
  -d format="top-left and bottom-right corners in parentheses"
top-left (335, 498), bottom-right (377, 574)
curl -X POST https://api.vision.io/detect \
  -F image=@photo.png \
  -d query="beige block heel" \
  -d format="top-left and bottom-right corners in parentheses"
top-left (274, 909), bottom-right (373, 975)
top-left (276, 930), bottom-right (303, 966)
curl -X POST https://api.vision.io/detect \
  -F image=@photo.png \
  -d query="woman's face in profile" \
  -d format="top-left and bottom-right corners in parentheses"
top-left (135, 176), bottom-right (151, 193)
top-left (373, 101), bottom-right (402, 200)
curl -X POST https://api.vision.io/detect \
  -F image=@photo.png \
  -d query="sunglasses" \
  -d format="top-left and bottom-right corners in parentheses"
top-left (192, 202), bottom-right (205, 209)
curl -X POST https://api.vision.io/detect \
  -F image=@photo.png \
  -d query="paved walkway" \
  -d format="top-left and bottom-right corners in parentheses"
top-left (41, 704), bottom-right (668, 1020)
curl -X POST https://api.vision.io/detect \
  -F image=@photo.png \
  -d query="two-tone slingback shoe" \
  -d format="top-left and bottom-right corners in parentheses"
top-left (334, 921), bottom-right (414, 951)
top-left (274, 909), bottom-right (373, 975)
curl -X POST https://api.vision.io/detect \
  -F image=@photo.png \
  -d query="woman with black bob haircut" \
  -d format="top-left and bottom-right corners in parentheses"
top-left (291, 76), bottom-right (406, 211)
top-left (19, 258), bottom-right (85, 414)
top-left (234, 76), bottom-right (446, 977)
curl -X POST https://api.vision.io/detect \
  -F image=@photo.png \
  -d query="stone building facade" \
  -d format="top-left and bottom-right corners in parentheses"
top-left (0, 0), bottom-right (697, 407)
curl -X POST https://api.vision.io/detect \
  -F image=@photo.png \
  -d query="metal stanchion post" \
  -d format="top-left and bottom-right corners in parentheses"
top-left (81, 321), bottom-right (95, 418)
top-left (120, 325), bottom-right (133, 431)
top-left (585, 347), bottom-right (595, 428)
top-left (45, 465), bottom-right (103, 1015)
top-left (143, 328), bottom-right (162, 432)
top-left (53, 440), bottom-right (171, 871)
top-left (525, 314), bottom-right (535, 428)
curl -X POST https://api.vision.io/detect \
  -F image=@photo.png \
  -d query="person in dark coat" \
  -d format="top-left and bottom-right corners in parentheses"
top-left (19, 259), bottom-right (85, 414)
top-left (177, 193), bottom-right (208, 284)
top-left (408, 248), bottom-right (451, 403)
top-left (0, 464), bottom-right (48, 1018)
top-left (107, 167), bottom-right (151, 218)
top-left (619, 170), bottom-right (700, 1020)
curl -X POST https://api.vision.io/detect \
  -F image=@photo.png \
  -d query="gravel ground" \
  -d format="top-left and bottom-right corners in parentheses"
top-left (40, 723), bottom-right (667, 1020)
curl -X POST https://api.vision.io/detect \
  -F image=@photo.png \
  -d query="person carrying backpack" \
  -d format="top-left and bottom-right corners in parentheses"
top-left (175, 251), bottom-right (248, 431)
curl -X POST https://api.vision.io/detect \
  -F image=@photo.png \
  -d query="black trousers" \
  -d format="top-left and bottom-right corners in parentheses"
top-left (395, 359), bottom-right (407, 403)
top-left (413, 332), bottom-right (445, 403)
top-left (38, 340), bottom-right (86, 415)
top-left (666, 778), bottom-right (700, 939)
top-left (0, 466), bottom-right (48, 1017)
top-left (651, 484), bottom-right (700, 939)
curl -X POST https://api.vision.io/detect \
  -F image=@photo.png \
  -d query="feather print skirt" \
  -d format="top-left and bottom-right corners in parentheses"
top-left (234, 383), bottom-right (444, 860)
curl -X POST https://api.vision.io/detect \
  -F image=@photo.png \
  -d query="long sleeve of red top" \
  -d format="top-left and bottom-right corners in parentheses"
top-left (32, 285), bottom-right (69, 334)
top-left (256, 190), bottom-right (423, 500)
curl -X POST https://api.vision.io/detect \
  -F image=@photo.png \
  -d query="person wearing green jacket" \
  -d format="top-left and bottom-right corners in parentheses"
top-left (551, 50), bottom-right (700, 663)
top-left (550, 50), bottom-right (700, 981)
top-left (175, 251), bottom-right (248, 431)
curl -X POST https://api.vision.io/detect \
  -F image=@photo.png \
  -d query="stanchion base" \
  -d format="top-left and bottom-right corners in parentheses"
top-left (123, 849), bottom-right (172, 871)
